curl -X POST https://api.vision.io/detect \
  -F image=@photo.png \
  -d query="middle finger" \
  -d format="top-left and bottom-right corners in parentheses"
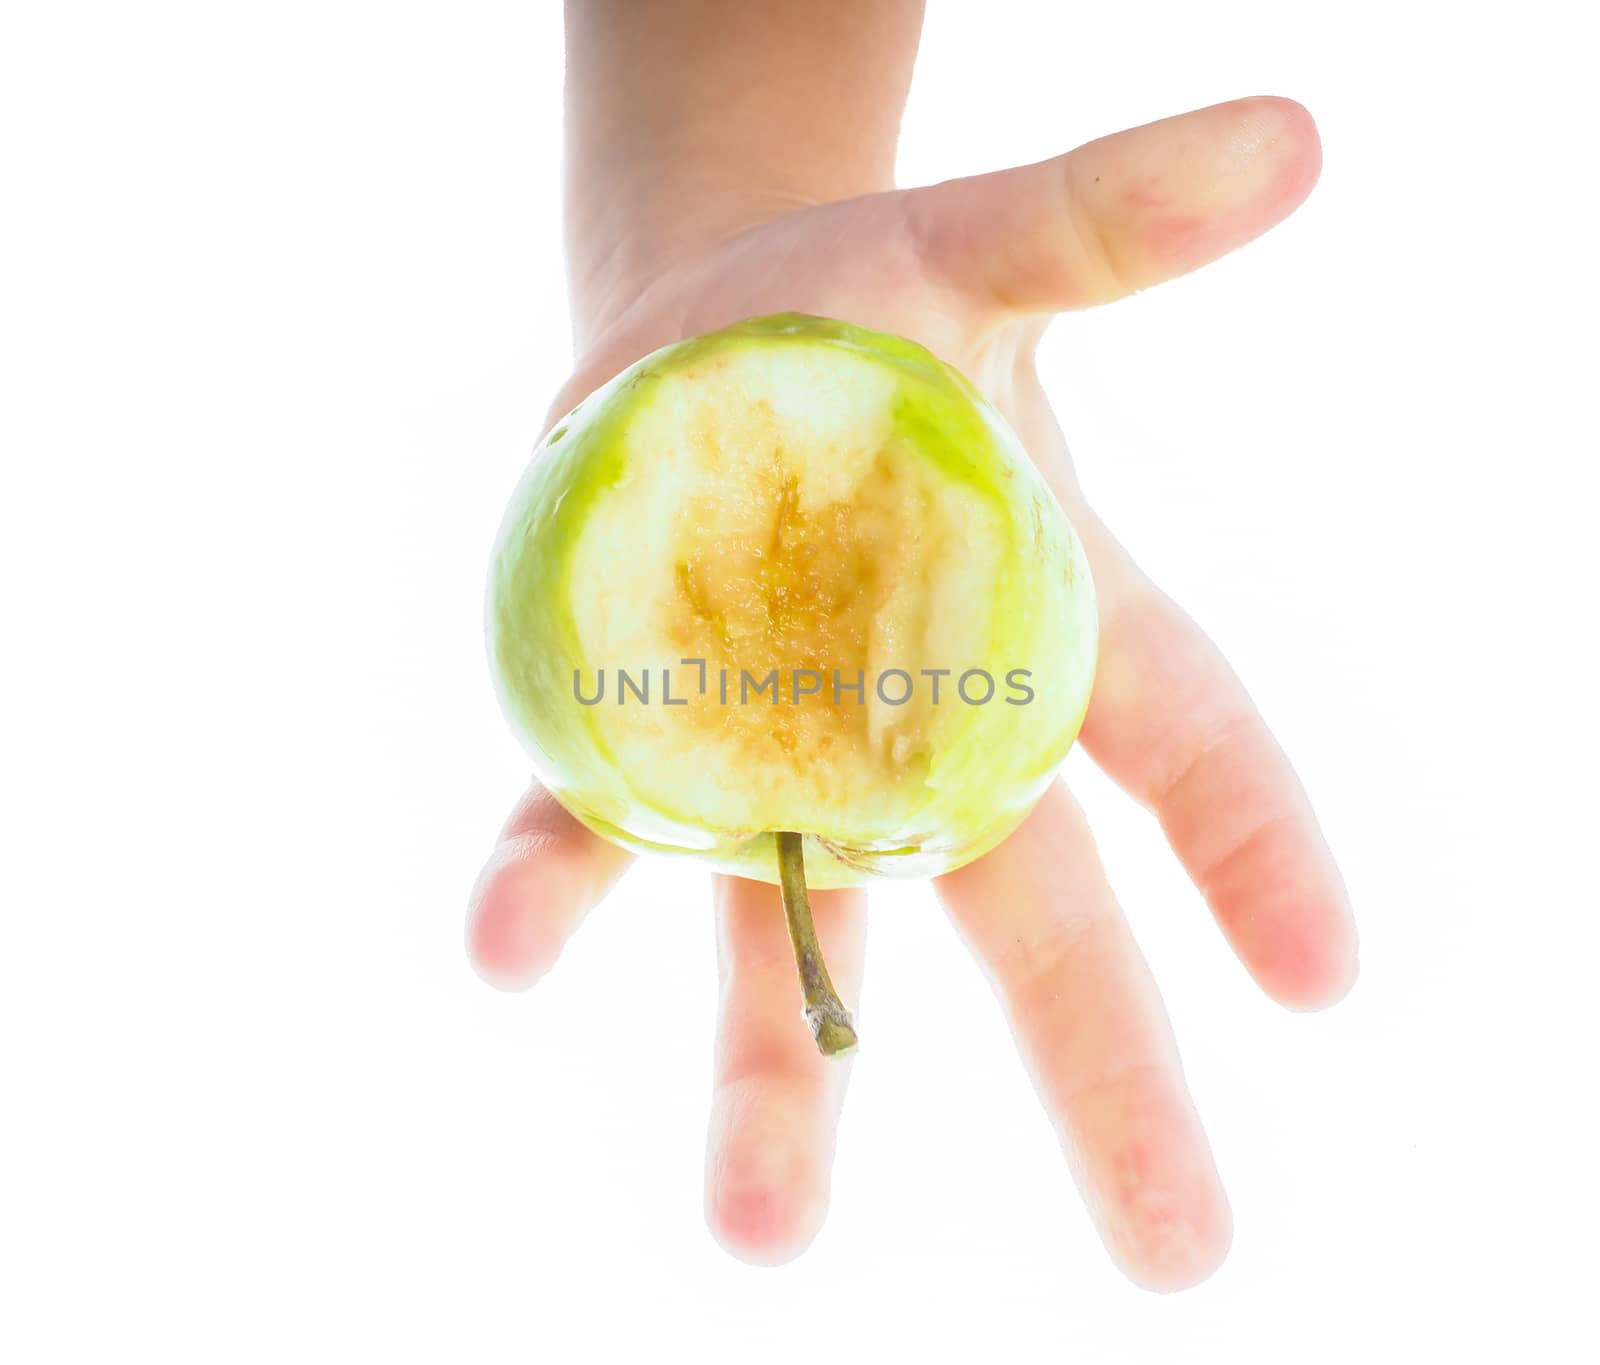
top-left (935, 780), bottom-right (1232, 1290)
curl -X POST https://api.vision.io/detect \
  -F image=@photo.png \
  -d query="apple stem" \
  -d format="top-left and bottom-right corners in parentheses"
top-left (775, 831), bottom-right (858, 1058)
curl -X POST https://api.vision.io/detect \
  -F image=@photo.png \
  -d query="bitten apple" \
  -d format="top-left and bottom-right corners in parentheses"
top-left (488, 314), bottom-right (1097, 1052)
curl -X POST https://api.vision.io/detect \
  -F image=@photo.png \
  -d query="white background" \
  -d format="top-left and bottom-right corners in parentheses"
top-left (3, 2), bottom-right (1596, 1360)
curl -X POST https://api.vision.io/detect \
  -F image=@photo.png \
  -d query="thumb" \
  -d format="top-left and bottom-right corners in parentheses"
top-left (905, 97), bottom-right (1322, 315)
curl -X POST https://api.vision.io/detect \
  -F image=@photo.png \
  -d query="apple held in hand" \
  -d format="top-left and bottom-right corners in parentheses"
top-left (488, 314), bottom-right (1097, 1053)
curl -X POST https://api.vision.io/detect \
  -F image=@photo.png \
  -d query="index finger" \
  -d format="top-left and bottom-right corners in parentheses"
top-left (1076, 512), bottom-right (1359, 1009)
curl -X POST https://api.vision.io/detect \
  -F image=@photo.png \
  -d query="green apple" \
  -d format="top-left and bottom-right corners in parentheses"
top-left (488, 314), bottom-right (1097, 1052)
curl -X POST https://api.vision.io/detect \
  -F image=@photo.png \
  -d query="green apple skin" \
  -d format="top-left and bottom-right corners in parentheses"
top-left (487, 314), bottom-right (1097, 889)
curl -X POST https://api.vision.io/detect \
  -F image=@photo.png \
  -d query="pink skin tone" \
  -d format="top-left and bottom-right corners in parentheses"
top-left (469, 88), bottom-right (1356, 1292)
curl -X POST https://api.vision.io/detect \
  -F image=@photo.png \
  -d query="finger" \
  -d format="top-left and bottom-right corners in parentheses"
top-left (906, 96), bottom-right (1321, 316)
top-left (936, 782), bottom-right (1231, 1291)
top-left (705, 871), bottom-right (866, 1265)
top-left (1075, 512), bottom-right (1359, 1009)
top-left (465, 781), bottom-right (634, 990)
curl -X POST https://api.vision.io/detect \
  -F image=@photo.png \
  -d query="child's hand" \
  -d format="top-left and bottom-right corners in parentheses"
top-left (469, 96), bottom-right (1357, 1290)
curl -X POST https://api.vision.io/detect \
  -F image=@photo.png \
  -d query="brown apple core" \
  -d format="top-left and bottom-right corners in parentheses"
top-left (666, 436), bottom-right (934, 773)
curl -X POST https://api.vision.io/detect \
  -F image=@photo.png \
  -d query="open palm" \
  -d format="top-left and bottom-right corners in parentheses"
top-left (469, 97), bottom-right (1357, 1290)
